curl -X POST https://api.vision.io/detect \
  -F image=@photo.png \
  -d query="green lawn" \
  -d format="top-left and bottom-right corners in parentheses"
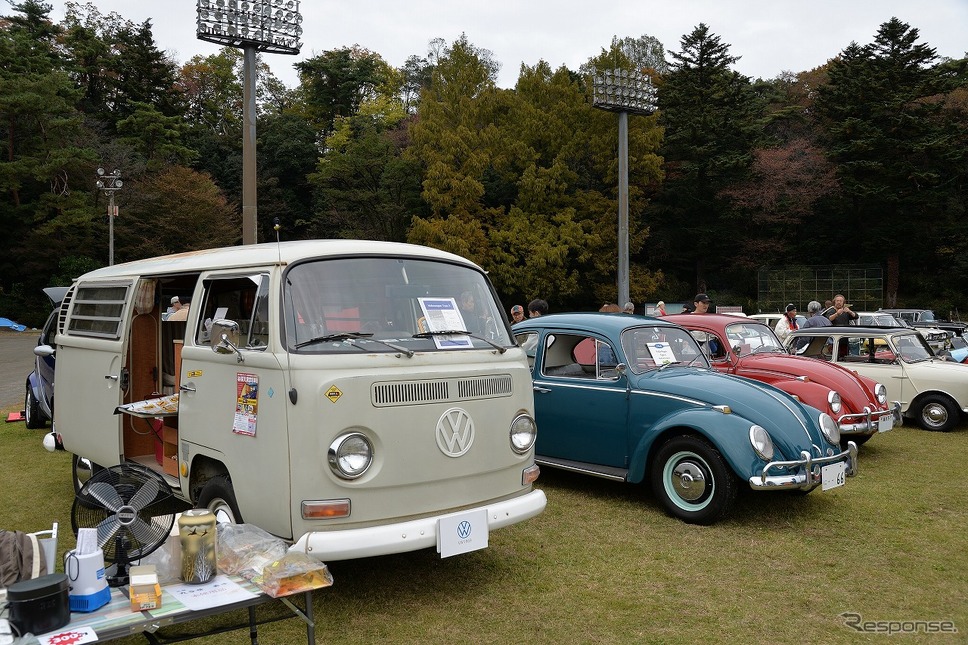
top-left (2, 411), bottom-right (965, 644)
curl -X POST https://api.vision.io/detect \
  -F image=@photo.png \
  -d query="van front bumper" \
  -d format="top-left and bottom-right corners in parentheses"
top-left (288, 489), bottom-right (547, 561)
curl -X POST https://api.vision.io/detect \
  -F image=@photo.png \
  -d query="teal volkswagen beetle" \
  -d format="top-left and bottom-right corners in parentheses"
top-left (513, 313), bottom-right (858, 525)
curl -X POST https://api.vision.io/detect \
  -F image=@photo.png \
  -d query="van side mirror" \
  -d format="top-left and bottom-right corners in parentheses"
top-left (211, 319), bottom-right (244, 363)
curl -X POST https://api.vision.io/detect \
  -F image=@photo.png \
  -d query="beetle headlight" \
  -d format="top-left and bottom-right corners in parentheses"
top-left (819, 413), bottom-right (840, 446)
top-left (510, 414), bottom-right (537, 454)
top-left (749, 425), bottom-right (775, 461)
top-left (875, 383), bottom-right (887, 405)
top-left (328, 432), bottom-right (373, 479)
top-left (827, 390), bottom-right (842, 415)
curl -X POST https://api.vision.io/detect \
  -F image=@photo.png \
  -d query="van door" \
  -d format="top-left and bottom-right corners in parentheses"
top-left (176, 272), bottom-right (293, 538)
top-left (55, 280), bottom-right (136, 468)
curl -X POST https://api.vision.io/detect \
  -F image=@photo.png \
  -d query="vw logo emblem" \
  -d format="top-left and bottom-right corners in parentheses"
top-left (456, 520), bottom-right (472, 539)
top-left (436, 407), bottom-right (475, 457)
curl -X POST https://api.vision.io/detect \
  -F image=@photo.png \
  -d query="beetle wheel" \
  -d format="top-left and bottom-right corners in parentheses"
top-left (650, 435), bottom-right (738, 525)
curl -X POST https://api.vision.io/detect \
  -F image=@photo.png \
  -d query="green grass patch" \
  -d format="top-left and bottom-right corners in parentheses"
top-left (2, 409), bottom-right (966, 643)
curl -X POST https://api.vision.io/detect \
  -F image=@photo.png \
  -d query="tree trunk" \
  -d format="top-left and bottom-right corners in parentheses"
top-left (886, 254), bottom-right (899, 308)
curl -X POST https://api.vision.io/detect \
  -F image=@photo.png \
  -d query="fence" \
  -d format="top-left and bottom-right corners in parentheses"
top-left (756, 265), bottom-right (883, 314)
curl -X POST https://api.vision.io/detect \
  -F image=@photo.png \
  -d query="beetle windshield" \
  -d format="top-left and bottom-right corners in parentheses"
top-left (284, 257), bottom-right (510, 353)
top-left (620, 326), bottom-right (710, 373)
top-left (724, 323), bottom-right (786, 356)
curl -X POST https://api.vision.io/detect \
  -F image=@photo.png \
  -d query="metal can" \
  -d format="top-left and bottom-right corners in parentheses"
top-left (178, 509), bottom-right (217, 584)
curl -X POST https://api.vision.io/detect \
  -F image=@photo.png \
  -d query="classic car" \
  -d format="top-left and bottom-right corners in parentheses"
top-left (856, 311), bottom-right (950, 352)
top-left (513, 313), bottom-right (857, 525)
top-left (749, 312), bottom-right (807, 330)
top-left (786, 326), bottom-right (968, 432)
top-left (664, 314), bottom-right (900, 446)
top-left (24, 287), bottom-right (69, 429)
top-left (879, 308), bottom-right (966, 338)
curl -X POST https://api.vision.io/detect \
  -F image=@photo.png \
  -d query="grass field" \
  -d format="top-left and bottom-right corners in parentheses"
top-left (1, 408), bottom-right (966, 644)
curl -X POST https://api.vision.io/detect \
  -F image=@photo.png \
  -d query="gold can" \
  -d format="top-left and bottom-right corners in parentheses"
top-left (178, 509), bottom-right (217, 584)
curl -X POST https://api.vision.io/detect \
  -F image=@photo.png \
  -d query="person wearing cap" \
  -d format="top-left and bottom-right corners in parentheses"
top-left (509, 304), bottom-right (525, 324)
top-left (774, 303), bottom-right (800, 342)
top-left (655, 301), bottom-right (667, 316)
top-left (623, 302), bottom-right (635, 314)
top-left (691, 293), bottom-right (711, 314)
top-left (802, 301), bottom-right (832, 329)
top-left (168, 297), bottom-right (190, 321)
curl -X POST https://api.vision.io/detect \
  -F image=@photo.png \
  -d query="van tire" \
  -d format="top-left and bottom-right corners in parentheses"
top-left (197, 475), bottom-right (243, 524)
top-left (72, 454), bottom-right (101, 495)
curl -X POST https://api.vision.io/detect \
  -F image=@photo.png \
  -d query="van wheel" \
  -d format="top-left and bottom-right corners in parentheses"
top-left (72, 454), bottom-right (101, 494)
top-left (197, 475), bottom-right (243, 524)
top-left (24, 386), bottom-right (44, 429)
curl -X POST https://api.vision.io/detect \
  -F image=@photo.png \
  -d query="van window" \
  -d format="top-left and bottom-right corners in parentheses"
top-left (195, 273), bottom-right (270, 348)
top-left (66, 284), bottom-right (129, 339)
top-left (284, 257), bottom-right (509, 353)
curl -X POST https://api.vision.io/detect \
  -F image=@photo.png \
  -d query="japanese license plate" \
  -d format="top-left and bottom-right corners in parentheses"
top-left (821, 461), bottom-right (847, 491)
top-left (878, 416), bottom-right (893, 432)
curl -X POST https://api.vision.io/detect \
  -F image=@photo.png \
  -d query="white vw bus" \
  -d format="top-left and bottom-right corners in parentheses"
top-left (48, 240), bottom-right (545, 560)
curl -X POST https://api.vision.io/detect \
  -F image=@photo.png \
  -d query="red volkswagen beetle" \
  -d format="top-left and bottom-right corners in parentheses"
top-left (665, 313), bottom-right (901, 446)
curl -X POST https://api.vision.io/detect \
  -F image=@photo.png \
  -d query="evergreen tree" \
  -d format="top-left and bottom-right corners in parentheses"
top-left (814, 18), bottom-right (963, 305)
top-left (652, 24), bottom-right (763, 296)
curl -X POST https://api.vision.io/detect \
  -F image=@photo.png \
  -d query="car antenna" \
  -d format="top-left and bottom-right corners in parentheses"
top-left (274, 218), bottom-right (297, 405)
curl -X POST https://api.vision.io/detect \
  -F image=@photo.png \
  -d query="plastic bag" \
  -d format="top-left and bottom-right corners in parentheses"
top-left (216, 523), bottom-right (288, 581)
top-left (260, 552), bottom-right (333, 598)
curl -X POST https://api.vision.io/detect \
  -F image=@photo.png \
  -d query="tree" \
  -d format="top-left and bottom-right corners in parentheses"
top-left (651, 24), bottom-right (763, 295)
top-left (814, 18), bottom-right (964, 306)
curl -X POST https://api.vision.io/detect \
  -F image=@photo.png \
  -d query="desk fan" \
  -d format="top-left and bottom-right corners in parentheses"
top-left (71, 463), bottom-right (177, 587)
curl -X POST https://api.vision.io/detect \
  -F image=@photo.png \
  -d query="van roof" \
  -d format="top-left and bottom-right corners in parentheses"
top-left (73, 240), bottom-right (479, 281)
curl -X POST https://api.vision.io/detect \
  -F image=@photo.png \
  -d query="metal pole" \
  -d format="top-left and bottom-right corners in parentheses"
top-left (242, 45), bottom-right (258, 245)
top-left (617, 111), bottom-right (630, 308)
top-left (108, 191), bottom-right (115, 266)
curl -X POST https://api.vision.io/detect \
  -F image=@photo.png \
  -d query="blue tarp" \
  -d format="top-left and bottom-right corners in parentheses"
top-left (0, 317), bottom-right (26, 332)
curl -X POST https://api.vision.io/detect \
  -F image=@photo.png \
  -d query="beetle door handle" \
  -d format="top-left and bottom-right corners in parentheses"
top-left (533, 385), bottom-right (551, 393)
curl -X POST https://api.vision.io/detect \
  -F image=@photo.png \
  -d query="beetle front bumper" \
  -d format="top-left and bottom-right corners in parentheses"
top-left (837, 401), bottom-right (902, 436)
top-left (748, 441), bottom-right (858, 490)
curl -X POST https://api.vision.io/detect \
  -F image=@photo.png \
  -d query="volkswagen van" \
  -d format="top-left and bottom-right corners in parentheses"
top-left (44, 240), bottom-right (545, 560)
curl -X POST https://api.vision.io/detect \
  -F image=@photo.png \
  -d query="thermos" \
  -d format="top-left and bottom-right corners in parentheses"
top-left (178, 509), bottom-right (217, 584)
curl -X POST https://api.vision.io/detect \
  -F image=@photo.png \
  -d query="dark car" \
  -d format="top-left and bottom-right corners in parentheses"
top-left (24, 287), bottom-right (68, 429)
top-left (880, 308), bottom-right (966, 339)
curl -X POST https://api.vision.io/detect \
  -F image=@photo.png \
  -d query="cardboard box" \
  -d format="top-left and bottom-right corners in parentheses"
top-left (129, 565), bottom-right (162, 611)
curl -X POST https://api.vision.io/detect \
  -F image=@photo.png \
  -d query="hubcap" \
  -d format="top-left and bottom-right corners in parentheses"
top-left (924, 403), bottom-right (948, 426)
top-left (672, 461), bottom-right (708, 501)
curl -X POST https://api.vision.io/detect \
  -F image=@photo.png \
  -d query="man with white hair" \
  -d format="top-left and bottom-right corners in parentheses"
top-left (801, 300), bottom-right (833, 329)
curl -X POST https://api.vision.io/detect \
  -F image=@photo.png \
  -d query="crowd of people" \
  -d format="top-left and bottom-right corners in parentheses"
top-left (506, 292), bottom-right (858, 335)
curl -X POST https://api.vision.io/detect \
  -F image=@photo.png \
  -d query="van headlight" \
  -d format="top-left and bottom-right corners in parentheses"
top-left (510, 414), bottom-right (537, 454)
top-left (827, 390), bottom-right (842, 414)
top-left (749, 425), bottom-right (774, 461)
top-left (819, 413), bottom-right (840, 446)
top-left (875, 383), bottom-right (887, 405)
top-left (328, 433), bottom-right (373, 479)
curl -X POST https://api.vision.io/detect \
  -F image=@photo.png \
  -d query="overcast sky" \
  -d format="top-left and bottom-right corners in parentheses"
top-left (42, 1), bottom-right (968, 89)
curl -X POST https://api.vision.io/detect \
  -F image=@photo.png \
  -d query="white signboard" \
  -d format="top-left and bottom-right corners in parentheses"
top-left (417, 298), bottom-right (472, 349)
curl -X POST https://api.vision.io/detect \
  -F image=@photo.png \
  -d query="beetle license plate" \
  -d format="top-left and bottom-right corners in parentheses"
top-left (821, 462), bottom-right (847, 490)
top-left (878, 416), bottom-right (893, 432)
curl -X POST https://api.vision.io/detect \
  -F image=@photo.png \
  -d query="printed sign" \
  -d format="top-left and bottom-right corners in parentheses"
top-left (417, 297), bottom-right (472, 349)
top-left (232, 373), bottom-right (259, 436)
top-left (647, 342), bottom-right (677, 365)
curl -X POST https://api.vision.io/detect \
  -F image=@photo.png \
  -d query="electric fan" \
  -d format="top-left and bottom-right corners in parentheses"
top-left (71, 463), bottom-right (177, 587)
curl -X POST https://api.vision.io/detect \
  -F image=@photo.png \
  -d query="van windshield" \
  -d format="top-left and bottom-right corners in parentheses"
top-left (284, 257), bottom-right (511, 353)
